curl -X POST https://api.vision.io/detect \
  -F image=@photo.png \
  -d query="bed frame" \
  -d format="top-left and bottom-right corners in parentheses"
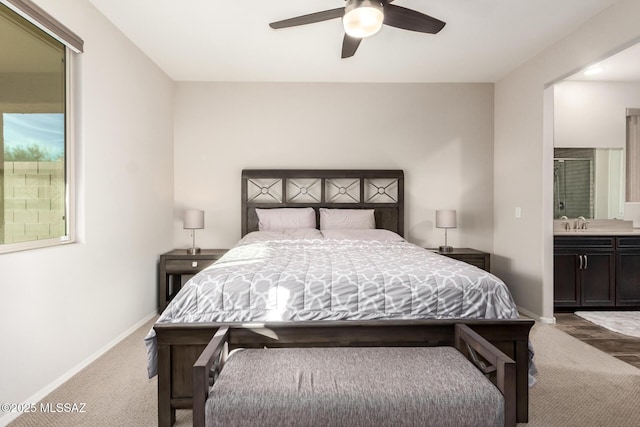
top-left (241, 169), bottom-right (404, 236)
top-left (154, 169), bottom-right (534, 426)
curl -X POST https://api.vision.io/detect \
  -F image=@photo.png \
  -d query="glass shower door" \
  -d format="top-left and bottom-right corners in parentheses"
top-left (554, 158), bottom-right (593, 219)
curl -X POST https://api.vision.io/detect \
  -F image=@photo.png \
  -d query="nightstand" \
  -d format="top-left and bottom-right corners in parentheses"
top-left (158, 249), bottom-right (228, 311)
top-left (428, 248), bottom-right (491, 272)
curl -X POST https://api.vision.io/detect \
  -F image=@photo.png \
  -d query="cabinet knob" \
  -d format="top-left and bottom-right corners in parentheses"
top-left (192, 261), bottom-right (198, 268)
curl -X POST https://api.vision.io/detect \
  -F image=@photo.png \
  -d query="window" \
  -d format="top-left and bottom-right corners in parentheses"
top-left (0, 0), bottom-right (82, 253)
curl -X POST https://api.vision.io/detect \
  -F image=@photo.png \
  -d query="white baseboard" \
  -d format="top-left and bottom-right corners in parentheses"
top-left (0, 310), bottom-right (157, 427)
top-left (518, 305), bottom-right (556, 324)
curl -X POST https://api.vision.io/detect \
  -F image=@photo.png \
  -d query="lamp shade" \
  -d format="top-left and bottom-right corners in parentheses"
top-left (435, 210), bottom-right (457, 229)
top-left (183, 209), bottom-right (204, 229)
top-left (343, 0), bottom-right (384, 38)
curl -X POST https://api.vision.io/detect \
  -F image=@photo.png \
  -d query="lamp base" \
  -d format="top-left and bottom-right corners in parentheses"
top-left (439, 245), bottom-right (453, 253)
top-left (187, 247), bottom-right (201, 255)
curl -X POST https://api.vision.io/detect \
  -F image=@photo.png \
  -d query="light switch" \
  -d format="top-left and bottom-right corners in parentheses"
top-left (192, 261), bottom-right (198, 268)
top-left (515, 207), bottom-right (522, 219)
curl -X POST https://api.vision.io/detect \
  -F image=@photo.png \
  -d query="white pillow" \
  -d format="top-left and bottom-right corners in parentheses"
top-left (240, 229), bottom-right (323, 244)
top-left (321, 229), bottom-right (403, 242)
top-left (255, 208), bottom-right (316, 231)
top-left (319, 208), bottom-right (375, 230)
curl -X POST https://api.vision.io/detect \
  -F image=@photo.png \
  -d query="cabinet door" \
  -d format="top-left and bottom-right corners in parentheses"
top-left (616, 251), bottom-right (640, 306)
top-left (581, 252), bottom-right (615, 306)
top-left (554, 253), bottom-right (580, 307)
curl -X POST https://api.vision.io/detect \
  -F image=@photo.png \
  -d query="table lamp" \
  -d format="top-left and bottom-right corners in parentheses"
top-left (436, 209), bottom-right (456, 252)
top-left (184, 209), bottom-right (204, 254)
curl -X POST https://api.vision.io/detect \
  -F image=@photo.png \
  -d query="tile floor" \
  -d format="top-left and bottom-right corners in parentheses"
top-left (554, 312), bottom-right (640, 369)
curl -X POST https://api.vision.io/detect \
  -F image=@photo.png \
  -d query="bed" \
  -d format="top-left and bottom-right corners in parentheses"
top-left (147, 169), bottom-right (534, 426)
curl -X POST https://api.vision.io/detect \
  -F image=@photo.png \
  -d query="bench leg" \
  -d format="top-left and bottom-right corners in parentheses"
top-left (516, 340), bottom-right (529, 423)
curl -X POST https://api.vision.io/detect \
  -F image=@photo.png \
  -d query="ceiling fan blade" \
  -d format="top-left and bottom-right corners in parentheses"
top-left (269, 8), bottom-right (345, 29)
top-left (341, 34), bottom-right (362, 58)
top-left (383, 4), bottom-right (446, 34)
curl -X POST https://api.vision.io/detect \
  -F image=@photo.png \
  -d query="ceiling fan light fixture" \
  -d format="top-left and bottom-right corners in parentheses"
top-left (343, 0), bottom-right (384, 38)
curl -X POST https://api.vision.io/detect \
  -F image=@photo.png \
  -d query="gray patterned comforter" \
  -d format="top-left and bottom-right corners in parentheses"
top-left (145, 235), bottom-right (519, 377)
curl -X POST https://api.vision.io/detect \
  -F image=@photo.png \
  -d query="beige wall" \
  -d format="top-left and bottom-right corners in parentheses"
top-left (172, 82), bottom-right (496, 253)
top-left (0, 0), bottom-right (174, 420)
top-left (494, 0), bottom-right (640, 321)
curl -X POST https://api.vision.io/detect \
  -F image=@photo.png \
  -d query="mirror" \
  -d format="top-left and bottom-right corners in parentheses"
top-left (553, 148), bottom-right (624, 219)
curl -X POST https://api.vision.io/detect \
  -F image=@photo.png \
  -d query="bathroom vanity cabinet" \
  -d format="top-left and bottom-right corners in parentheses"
top-left (554, 235), bottom-right (640, 310)
top-left (616, 237), bottom-right (640, 306)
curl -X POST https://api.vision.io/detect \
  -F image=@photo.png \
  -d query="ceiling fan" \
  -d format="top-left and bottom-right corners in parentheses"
top-left (269, 0), bottom-right (446, 58)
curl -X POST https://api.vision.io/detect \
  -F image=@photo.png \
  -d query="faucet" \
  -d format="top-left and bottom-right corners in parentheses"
top-left (559, 216), bottom-right (571, 231)
top-left (576, 216), bottom-right (587, 230)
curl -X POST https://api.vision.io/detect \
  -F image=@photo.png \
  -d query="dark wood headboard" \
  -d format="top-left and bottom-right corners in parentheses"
top-left (241, 169), bottom-right (404, 237)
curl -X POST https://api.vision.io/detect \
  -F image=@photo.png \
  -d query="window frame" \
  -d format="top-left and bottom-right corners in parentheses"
top-left (0, 1), bottom-right (79, 254)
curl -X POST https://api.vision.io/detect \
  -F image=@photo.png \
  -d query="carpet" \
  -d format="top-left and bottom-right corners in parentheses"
top-left (575, 311), bottom-right (640, 338)
top-left (525, 323), bottom-right (640, 426)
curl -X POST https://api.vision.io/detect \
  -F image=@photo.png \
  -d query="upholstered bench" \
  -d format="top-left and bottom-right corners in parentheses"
top-left (193, 324), bottom-right (515, 427)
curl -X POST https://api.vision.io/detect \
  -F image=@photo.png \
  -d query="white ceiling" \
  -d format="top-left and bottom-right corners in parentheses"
top-left (567, 41), bottom-right (640, 83)
top-left (85, 0), bottom-right (622, 83)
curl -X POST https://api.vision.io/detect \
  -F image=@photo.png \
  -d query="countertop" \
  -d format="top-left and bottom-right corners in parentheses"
top-left (553, 219), bottom-right (639, 236)
top-left (554, 230), bottom-right (640, 236)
